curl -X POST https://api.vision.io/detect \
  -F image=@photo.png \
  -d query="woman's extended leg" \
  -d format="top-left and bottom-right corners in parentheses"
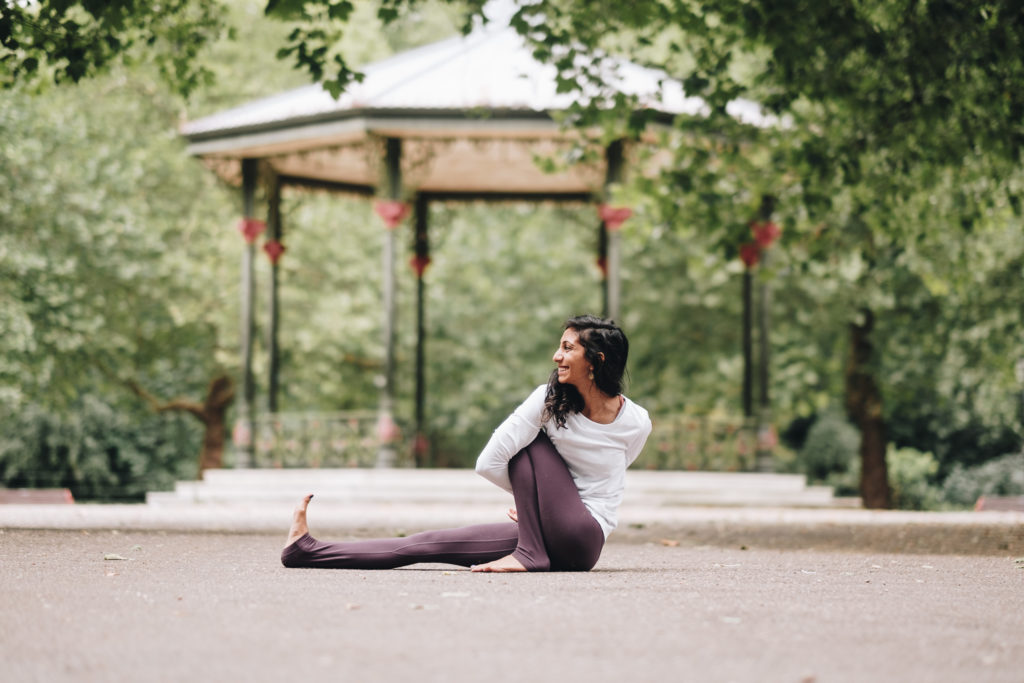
top-left (280, 432), bottom-right (602, 572)
top-left (475, 431), bottom-right (604, 573)
top-left (281, 494), bottom-right (518, 569)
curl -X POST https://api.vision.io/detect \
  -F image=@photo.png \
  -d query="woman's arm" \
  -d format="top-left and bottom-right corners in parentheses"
top-left (624, 408), bottom-right (653, 467)
top-left (474, 385), bottom-right (547, 492)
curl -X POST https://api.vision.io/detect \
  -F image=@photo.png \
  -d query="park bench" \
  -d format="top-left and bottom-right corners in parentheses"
top-left (0, 488), bottom-right (75, 504)
top-left (974, 495), bottom-right (1024, 512)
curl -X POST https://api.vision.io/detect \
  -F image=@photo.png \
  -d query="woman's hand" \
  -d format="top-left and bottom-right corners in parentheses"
top-left (506, 507), bottom-right (518, 523)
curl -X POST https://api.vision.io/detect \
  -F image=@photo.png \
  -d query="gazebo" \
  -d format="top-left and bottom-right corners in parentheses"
top-left (181, 6), bottom-right (766, 467)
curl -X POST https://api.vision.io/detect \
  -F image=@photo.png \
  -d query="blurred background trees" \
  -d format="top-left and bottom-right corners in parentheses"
top-left (1, 0), bottom-right (1021, 506)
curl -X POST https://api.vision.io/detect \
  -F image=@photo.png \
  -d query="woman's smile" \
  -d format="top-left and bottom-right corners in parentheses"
top-left (553, 328), bottom-right (588, 387)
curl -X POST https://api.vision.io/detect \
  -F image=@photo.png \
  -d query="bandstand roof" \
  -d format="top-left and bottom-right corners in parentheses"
top-left (181, 5), bottom-right (767, 198)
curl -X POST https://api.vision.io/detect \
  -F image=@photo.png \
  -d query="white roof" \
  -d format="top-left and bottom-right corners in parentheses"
top-left (182, 3), bottom-right (767, 195)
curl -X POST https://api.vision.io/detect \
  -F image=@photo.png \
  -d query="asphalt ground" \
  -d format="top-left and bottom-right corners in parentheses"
top-left (2, 527), bottom-right (1022, 683)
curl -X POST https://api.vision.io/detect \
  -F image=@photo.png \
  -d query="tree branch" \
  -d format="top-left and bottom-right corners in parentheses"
top-left (123, 378), bottom-right (206, 422)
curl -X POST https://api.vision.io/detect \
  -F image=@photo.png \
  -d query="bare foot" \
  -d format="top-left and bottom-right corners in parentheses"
top-left (284, 494), bottom-right (314, 548)
top-left (470, 554), bottom-right (527, 573)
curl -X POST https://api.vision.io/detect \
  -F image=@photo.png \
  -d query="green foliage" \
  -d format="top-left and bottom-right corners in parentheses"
top-left (942, 452), bottom-right (1024, 508)
top-left (257, 194), bottom-right (386, 411)
top-left (796, 410), bottom-right (859, 483)
top-left (0, 67), bottom-right (237, 494)
top-left (417, 203), bottom-right (598, 465)
top-left (264, 0), bottom-right (470, 97)
top-left (0, 80), bottom-right (234, 412)
top-left (0, 0), bottom-right (228, 96)
top-left (886, 444), bottom-right (944, 511)
top-left (0, 396), bottom-right (200, 501)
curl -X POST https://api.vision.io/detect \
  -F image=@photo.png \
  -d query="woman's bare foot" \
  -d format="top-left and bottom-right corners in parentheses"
top-left (470, 554), bottom-right (527, 572)
top-left (284, 494), bottom-right (314, 548)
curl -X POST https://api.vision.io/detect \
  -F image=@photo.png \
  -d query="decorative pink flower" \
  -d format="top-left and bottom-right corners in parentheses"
top-left (263, 240), bottom-right (286, 264)
top-left (598, 204), bottom-right (633, 231)
top-left (231, 420), bottom-right (251, 447)
top-left (751, 220), bottom-right (781, 248)
top-left (374, 200), bottom-right (410, 229)
top-left (409, 254), bottom-right (431, 277)
top-left (237, 217), bottom-right (267, 244)
top-left (376, 413), bottom-right (401, 443)
top-left (739, 242), bottom-right (761, 268)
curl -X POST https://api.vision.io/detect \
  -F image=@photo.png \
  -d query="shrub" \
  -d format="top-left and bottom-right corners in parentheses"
top-left (887, 445), bottom-right (944, 510)
top-left (0, 396), bottom-right (199, 501)
top-left (797, 410), bottom-right (860, 483)
top-left (941, 451), bottom-right (1024, 507)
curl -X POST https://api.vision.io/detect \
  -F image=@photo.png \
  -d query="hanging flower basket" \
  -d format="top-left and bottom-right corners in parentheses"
top-left (409, 253), bottom-right (432, 277)
top-left (374, 200), bottom-right (411, 229)
top-left (237, 217), bottom-right (267, 244)
top-left (739, 242), bottom-right (761, 268)
top-left (263, 240), bottom-right (286, 264)
top-left (751, 220), bottom-right (781, 248)
top-left (598, 204), bottom-right (633, 231)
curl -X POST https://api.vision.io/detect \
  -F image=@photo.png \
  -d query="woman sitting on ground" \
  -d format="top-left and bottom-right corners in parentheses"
top-left (281, 314), bottom-right (652, 573)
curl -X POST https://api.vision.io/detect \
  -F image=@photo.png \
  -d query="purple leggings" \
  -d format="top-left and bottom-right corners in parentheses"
top-left (280, 432), bottom-right (605, 572)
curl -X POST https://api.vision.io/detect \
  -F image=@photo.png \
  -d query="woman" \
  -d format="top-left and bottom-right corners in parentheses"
top-left (281, 314), bottom-right (652, 572)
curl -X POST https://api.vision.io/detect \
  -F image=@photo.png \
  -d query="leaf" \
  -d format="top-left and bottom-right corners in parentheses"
top-left (103, 553), bottom-right (128, 561)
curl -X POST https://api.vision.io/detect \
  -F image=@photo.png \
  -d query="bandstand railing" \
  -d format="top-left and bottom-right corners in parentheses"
top-left (243, 411), bottom-right (756, 471)
top-left (640, 414), bottom-right (755, 471)
top-left (250, 411), bottom-right (412, 468)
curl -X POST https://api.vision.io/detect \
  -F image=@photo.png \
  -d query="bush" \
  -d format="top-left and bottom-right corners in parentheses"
top-left (797, 410), bottom-right (860, 483)
top-left (887, 445), bottom-right (944, 510)
top-left (0, 396), bottom-right (200, 501)
top-left (941, 451), bottom-right (1024, 508)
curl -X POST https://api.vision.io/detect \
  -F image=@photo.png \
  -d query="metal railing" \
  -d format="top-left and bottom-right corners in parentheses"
top-left (247, 411), bottom-right (412, 468)
top-left (240, 411), bottom-right (756, 471)
top-left (640, 414), bottom-right (755, 471)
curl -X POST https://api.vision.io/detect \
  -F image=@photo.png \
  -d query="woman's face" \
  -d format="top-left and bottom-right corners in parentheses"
top-left (553, 328), bottom-right (589, 388)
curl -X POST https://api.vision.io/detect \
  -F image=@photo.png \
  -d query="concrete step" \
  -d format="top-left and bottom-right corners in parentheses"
top-left (146, 468), bottom-right (843, 508)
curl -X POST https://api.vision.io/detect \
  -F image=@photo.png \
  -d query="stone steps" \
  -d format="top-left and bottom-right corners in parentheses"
top-left (146, 468), bottom-right (849, 508)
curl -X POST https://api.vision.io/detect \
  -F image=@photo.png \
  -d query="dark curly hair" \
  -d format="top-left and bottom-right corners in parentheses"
top-left (542, 315), bottom-right (629, 429)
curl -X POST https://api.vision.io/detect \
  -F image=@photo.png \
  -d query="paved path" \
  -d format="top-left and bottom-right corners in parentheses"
top-left (2, 529), bottom-right (1022, 683)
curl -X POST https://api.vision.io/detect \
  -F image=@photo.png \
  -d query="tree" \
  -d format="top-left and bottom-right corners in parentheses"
top-left (0, 71), bottom-right (238, 490)
top-left (124, 375), bottom-right (235, 475)
top-left (0, 0), bottom-right (228, 95)
top-left (0, 0), bottom-right (472, 97)
top-left (468, 0), bottom-right (1024, 508)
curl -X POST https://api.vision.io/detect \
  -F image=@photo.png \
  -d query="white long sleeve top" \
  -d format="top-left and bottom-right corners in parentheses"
top-left (475, 384), bottom-right (653, 538)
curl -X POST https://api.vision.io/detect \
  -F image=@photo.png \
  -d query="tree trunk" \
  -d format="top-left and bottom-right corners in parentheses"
top-left (121, 373), bottom-right (235, 480)
top-left (196, 375), bottom-right (234, 475)
top-left (844, 309), bottom-right (891, 509)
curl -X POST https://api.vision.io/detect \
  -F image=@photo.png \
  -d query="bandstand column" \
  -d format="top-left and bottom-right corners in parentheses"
top-left (264, 173), bottom-right (285, 413)
top-left (411, 194), bottom-right (431, 466)
top-left (599, 140), bottom-right (629, 322)
top-left (754, 196), bottom-right (778, 472)
top-left (738, 198), bottom-right (780, 471)
top-left (596, 220), bottom-right (609, 314)
top-left (373, 138), bottom-right (408, 468)
top-left (236, 158), bottom-right (264, 467)
top-left (740, 243), bottom-right (757, 468)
